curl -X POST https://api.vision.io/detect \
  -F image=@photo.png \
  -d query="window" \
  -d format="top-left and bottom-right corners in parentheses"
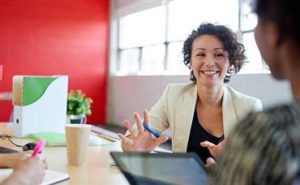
top-left (239, 32), bottom-right (266, 73)
top-left (240, 0), bottom-right (257, 31)
top-left (119, 6), bottom-right (166, 48)
top-left (141, 45), bottom-right (165, 74)
top-left (168, 0), bottom-right (238, 42)
top-left (167, 41), bottom-right (188, 75)
top-left (115, 0), bottom-right (267, 76)
top-left (118, 49), bottom-right (140, 75)
top-left (240, 0), bottom-right (267, 73)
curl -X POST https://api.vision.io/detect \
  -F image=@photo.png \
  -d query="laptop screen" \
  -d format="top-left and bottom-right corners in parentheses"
top-left (111, 152), bottom-right (208, 185)
top-left (0, 146), bottom-right (18, 154)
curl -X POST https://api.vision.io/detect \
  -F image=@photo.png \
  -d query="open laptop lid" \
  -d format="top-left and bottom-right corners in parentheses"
top-left (110, 152), bottom-right (208, 185)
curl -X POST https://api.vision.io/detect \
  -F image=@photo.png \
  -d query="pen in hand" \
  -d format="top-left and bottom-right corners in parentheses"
top-left (31, 139), bottom-right (46, 157)
top-left (143, 122), bottom-right (161, 138)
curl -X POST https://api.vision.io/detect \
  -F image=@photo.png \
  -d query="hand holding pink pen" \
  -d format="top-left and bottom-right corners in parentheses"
top-left (31, 139), bottom-right (46, 157)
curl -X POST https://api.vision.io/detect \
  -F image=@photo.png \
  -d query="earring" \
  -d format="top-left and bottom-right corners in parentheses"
top-left (224, 66), bottom-right (234, 83)
top-left (190, 71), bottom-right (196, 81)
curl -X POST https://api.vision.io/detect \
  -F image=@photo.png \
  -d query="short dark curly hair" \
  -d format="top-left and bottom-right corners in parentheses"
top-left (254, 0), bottom-right (300, 46)
top-left (182, 23), bottom-right (246, 83)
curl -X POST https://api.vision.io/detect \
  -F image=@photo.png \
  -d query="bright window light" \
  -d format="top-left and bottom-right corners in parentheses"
top-left (239, 32), bottom-right (268, 74)
top-left (141, 44), bottom-right (165, 75)
top-left (119, 6), bottom-right (166, 49)
top-left (167, 41), bottom-right (189, 75)
top-left (115, 0), bottom-right (268, 76)
top-left (118, 49), bottom-right (140, 75)
top-left (168, 0), bottom-right (238, 41)
top-left (241, 1), bottom-right (257, 31)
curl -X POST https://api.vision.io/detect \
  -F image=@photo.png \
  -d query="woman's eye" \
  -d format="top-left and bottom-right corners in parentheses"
top-left (215, 53), bottom-right (224, 58)
top-left (197, 53), bottom-right (205, 57)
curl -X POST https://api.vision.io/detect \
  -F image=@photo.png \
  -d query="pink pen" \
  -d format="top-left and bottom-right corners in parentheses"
top-left (31, 139), bottom-right (46, 157)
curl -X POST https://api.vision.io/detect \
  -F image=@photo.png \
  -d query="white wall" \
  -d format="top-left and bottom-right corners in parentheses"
top-left (107, 74), bottom-right (292, 125)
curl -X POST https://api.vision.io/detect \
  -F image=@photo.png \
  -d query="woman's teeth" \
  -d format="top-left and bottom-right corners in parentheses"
top-left (202, 71), bottom-right (217, 75)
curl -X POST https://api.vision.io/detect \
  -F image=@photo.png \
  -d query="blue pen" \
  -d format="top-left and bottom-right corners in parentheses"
top-left (143, 122), bottom-right (161, 138)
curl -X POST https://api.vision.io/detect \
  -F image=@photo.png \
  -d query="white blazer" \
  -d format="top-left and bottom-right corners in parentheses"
top-left (149, 82), bottom-right (263, 153)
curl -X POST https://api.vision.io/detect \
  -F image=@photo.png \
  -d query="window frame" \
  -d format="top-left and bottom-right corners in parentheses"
top-left (115, 0), bottom-right (268, 76)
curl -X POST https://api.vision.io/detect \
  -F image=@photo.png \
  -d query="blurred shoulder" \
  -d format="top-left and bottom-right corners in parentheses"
top-left (235, 101), bottom-right (300, 133)
top-left (213, 102), bottom-right (300, 185)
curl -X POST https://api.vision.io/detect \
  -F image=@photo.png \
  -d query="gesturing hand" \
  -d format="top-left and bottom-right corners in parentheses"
top-left (118, 110), bottom-right (169, 152)
top-left (200, 140), bottom-right (226, 159)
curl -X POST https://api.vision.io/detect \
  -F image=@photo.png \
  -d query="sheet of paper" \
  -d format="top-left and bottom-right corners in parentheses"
top-left (0, 169), bottom-right (69, 185)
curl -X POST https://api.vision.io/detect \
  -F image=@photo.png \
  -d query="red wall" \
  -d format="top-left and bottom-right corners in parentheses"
top-left (0, 0), bottom-right (109, 124)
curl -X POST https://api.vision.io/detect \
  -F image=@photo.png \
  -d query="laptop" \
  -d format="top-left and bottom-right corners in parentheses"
top-left (110, 152), bottom-right (208, 185)
top-left (0, 146), bottom-right (18, 154)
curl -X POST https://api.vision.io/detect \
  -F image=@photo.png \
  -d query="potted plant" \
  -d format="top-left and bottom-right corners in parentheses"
top-left (67, 89), bottom-right (93, 124)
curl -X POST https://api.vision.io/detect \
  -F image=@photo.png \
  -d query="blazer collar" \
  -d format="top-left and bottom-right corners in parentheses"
top-left (222, 85), bottom-right (237, 136)
top-left (174, 84), bottom-right (197, 152)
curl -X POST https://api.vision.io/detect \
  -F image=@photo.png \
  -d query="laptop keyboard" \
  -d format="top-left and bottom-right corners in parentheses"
top-left (0, 146), bottom-right (18, 153)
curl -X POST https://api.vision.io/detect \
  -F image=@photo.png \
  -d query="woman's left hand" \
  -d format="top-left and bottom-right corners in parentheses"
top-left (200, 140), bottom-right (226, 159)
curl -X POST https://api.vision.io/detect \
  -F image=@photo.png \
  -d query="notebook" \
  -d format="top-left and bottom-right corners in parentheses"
top-left (110, 152), bottom-right (208, 185)
top-left (0, 169), bottom-right (69, 185)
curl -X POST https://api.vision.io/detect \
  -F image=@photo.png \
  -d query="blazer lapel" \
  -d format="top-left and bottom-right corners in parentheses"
top-left (222, 85), bottom-right (237, 136)
top-left (173, 85), bottom-right (197, 152)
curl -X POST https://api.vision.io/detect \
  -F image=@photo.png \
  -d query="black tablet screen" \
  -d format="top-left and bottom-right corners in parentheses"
top-left (111, 152), bottom-right (208, 185)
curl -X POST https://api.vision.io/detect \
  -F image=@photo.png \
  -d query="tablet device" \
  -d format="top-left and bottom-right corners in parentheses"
top-left (110, 152), bottom-right (208, 185)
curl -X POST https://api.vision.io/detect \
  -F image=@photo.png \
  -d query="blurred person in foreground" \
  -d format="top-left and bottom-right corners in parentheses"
top-left (210, 0), bottom-right (300, 184)
top-left (119, 23), bottom-right (262, 164)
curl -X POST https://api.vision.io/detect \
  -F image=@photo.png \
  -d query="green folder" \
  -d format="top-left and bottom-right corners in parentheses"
top-left (30, 132), bottom-right (66, 146)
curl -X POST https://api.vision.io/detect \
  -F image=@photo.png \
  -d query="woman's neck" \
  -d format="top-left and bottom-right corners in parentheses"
top-left (197, 83), bottom-right (224, 107)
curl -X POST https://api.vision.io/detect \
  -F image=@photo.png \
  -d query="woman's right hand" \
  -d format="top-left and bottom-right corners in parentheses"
top-left (118, 110), bottom-right (169, 152)
top-left (2, 155), bottom-right (46, 185)
top-left (0, 151), bottom-right (48, 169)
top-left (0, 152), bottom-right (25, 168)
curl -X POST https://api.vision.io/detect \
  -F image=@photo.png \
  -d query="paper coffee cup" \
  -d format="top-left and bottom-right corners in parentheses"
top-left (65, 124), bottom-right (91, 166)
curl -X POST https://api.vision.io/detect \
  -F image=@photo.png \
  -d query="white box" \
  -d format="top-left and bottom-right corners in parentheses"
top-left (10, 75), bottom-right (68, 137)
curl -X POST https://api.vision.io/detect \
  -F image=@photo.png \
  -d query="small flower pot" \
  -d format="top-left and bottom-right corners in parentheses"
top-left (67, 115), bottom-right (87, 124)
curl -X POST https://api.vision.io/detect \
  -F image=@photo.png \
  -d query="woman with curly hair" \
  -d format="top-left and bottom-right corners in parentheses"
top-left (119, 23), bottom-right (262, 164)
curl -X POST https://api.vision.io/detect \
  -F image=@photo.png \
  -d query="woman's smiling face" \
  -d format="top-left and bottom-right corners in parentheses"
top-left (190, 35), bottom-right (230, 87)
